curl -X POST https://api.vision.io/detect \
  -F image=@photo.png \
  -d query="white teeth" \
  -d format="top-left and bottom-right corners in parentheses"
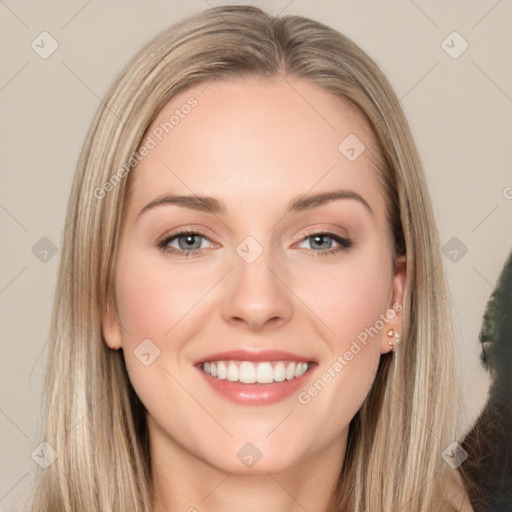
top-left (227, 361), bottom-right (238, 381)
top-left (201, 360), bottom-right (310, 383)
top-left (273, 362), bottom-right (286, 382)
top-left (216, 361), bottom-right (226, 379)
top-left (256, 362), bottom-right (274, 383)
top-left (239, 361), bottom-right (256, 383)
top-left (285, 362), bottom-right (295, 380)
top-left (295, 362), bottom-right (307, 378)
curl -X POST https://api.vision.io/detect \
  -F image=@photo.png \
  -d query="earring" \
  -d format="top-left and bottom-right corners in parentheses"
top-left (387, 329), bottom-right (400, 371)
top-left (387, 329), bottom-right (400, 351)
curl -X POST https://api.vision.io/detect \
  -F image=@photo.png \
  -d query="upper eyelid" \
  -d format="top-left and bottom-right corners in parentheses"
top-left (161, 228), bottom-right (213, 243)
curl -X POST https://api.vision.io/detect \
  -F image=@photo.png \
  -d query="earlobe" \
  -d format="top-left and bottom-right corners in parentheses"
top-left (101, 299), bottom-right (122, 350)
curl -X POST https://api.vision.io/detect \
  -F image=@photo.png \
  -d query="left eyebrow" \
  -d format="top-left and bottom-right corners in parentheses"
top-left (137, 187), bottom-right (374, 219)
top-left (285, 188), bottom-right (374, 216)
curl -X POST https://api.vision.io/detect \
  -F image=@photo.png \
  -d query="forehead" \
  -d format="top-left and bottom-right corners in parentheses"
top-left (126, 76), bottom-right (385, 219)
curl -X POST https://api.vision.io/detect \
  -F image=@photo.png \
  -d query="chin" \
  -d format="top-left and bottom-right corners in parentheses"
top-left (203, 450), bottom-right (306, 476)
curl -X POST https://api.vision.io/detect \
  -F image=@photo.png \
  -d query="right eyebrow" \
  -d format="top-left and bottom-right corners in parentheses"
top-left (137, 194), bottom-right (226, 219)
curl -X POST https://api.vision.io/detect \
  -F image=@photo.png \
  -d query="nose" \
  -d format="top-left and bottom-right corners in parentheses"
top-left (221, 248), bottom-right (294, 332)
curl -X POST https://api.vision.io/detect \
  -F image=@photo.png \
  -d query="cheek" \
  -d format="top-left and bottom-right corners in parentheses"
top-left (113, 247), bottom-right (220, 401)
top-left (113, 251), bottom-right (210, 419)
top-left (301, 250), bottom-right (393, 346)
top-left (295, 251), bottom-right (392, 410)
top-left (114, 251), bottom-right (212, 345)
top-left (296, 267), bottom-right (390, 439)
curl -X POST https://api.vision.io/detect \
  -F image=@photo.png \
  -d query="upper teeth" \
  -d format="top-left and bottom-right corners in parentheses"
top-left (202, 360), bottom-right (310, 383)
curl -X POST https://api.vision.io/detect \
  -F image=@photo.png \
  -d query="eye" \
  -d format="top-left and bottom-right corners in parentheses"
top-left (296, 231), bottom-right (353, 257)
top-left (158, 230), bottom-right (214, 257)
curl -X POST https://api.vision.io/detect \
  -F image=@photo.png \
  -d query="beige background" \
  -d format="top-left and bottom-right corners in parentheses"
top-left (1, 0), bottom-right (511, 509)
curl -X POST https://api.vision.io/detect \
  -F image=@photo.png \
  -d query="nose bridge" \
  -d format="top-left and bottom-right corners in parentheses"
top-left (221, 235), bottom-right (293, 330)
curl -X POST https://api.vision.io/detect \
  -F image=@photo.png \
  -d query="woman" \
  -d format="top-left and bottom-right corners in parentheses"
top-left (30, 5), bottom-right (473, 511)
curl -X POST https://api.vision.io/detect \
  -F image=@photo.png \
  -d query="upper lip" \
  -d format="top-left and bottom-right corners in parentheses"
top-left (193, 349), bottom-right (317, 365)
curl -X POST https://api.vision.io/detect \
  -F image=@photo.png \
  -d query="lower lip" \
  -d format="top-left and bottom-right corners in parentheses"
top-left (196, 364), bottom-right (316, 405)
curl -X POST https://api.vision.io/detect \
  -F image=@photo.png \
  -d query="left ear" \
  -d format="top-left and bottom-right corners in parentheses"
top-left (380, 254), bottom-right (406, 354)
top-left (101, 295), bottom-right (123, 351)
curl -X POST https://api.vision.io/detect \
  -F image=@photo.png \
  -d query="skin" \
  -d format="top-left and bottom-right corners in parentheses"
top-left (102, 76), bottom-right (407, 512)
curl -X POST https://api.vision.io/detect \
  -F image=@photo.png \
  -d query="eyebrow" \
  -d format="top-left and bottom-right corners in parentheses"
top-left (137, 188), bottom-right (374, 219)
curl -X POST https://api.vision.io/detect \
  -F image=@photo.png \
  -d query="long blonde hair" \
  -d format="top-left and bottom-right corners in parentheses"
top-left (30, 5), bottom-right (465, 511)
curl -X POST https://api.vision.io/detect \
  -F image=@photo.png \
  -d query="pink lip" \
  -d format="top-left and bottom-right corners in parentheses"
top-left (197, 367), bottom-right (316, 405)
top-left (193, 349), bottom-right (317, 365)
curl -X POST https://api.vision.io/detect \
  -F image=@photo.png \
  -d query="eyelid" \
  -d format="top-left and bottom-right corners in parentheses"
top-left (158, 226), bottom-right (216, 244)
top-left (295, 224), bottom-right (350, 242)
top-left (294, 229), bottom-right (352, 252)
top-left (301, 224), bottom-right (347, 234)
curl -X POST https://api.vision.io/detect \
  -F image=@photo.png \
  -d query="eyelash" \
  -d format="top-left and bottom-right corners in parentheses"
top-left (157, 229), bottom-right (353, 258)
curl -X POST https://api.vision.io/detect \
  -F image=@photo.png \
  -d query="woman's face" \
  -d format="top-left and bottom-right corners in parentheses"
top-left (103, 76), bottom-right (405, 475)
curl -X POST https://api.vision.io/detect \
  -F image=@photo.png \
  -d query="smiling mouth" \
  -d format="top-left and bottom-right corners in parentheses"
top-left (199, 360), bottom-right (312, 384)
